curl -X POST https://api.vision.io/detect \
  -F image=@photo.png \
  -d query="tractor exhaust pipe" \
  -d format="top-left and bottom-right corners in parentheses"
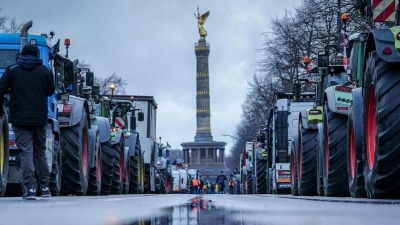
top-left (20, 21), bottom-right (33, 50)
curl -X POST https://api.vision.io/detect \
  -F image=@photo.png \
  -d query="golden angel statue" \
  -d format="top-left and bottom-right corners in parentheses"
top-left (194, 6), bottom-right (210, 39)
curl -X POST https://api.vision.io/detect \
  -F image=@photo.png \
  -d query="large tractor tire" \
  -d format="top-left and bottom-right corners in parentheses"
top-left (255, 159), bottom-right (267, 194)
top-left (87, 131), bottom-right (101, 195)
top-left (128, 139), bottom-right (144, 194)
top-left (160, 169), bottom-right (172, 194)
top-left (290, 139), bottom-right (298, 196)
top-left (100, 141), bottom-right (113, 195)
top-left (363, 51), bottom-right (400, 199)
top-left (298, 122), bottom-right (318, 196)
top-left (61, 109), bottom-right (89, 196)
top-left (347, 88), bottom-right (366, 198)
top-left (110, 137), bottom-right (124, 194)
top-left (316, 123), bottom-right (324, 196)
top-left (144, 164), bottom-right (151, 193)
top-left (49, 141), bottom-right (61, 196)
top-left (123, 152), bottom-right (130, 194)
top-left (0, 114), bottom-right (9, 196)
top-left (322, 103), bottom-right (350, 197)
top-left (246, 172), bottom-right (253, 194)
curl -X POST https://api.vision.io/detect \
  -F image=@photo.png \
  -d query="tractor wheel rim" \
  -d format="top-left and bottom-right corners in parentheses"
top-left (97, 145), bottom-right (101, 183)
top-left (349, 126), bottom-right (356, 179)
top-left (0, 130), bottom-right (4, 175)
top-left (167, 175), bottom-right (172, 191)
top-left (82, 128), bottom-right (88, 176)
top-left (324, 124), bottom-right (329, 177)
top-left (366, 83), bottom-right (376, 170)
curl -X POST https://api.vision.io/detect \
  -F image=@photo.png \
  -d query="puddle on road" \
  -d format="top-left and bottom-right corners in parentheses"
top-left (121, 196), bottom-right (258, 225)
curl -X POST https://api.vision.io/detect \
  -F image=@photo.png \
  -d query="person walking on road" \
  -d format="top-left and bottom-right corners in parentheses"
top-left (228, 177), bottom-right (234, 194)
top-left (199, 176), bottom-right (204, 194)
top-left (0, 44), bottom-right (55, 200)
top-left (216, 171), bottom-right (228, 194)
top-left (206, 180), bottom-right (211, 194)
top-left (192, 177), bottom-right (200, 194)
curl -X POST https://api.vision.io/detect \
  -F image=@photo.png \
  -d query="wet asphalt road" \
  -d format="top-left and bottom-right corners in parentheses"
top-left (0, 194), bottom-right (399, 225)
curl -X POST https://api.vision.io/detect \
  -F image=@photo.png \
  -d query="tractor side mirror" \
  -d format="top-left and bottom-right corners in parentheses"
top-left (92, 84), bottom-right (100, 96)
top-left (86, 72), bottom-right (94, 86)
top-left (138, 112), bottom-right (144, 121)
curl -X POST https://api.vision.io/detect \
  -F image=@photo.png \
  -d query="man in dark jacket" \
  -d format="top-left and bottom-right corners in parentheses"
top-left (216, 171), bottom-right (228, 194)
top-left (0, 44), bottom-right (55, 200)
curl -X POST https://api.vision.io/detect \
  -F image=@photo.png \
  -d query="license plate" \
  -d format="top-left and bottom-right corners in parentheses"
top-left (309, 76), bottom-right (321, 82)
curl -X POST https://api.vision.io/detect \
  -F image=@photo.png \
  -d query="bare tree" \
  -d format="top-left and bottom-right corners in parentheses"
top-left (0, 8), bottom-right (24, 33)
top-left (95, 72), bottom-right (127, 95)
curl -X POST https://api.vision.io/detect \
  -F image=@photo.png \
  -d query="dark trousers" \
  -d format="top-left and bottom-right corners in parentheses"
top-left (13, 125), bottom-right (49, 190)
top-left (229, 186), bottom-right (233, 194)
top-left (219, 183), bottom-right (225, 193)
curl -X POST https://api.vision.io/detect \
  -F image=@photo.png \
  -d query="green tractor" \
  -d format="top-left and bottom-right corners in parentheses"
top-left (345, 0), bottom-right (400, 198)
top-left (109, 96), bottom-right (145, 194)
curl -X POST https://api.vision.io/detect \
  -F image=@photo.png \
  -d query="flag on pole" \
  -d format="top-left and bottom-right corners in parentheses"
top-left (166, 142), bottom-right (171, 148)
top-left (51, 39), bottom-right (60, 58)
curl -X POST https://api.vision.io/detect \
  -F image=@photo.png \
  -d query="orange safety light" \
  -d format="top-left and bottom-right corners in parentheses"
top-left (64, 38), bottom-right (71, 47)
top-left (341, 13), bottom-right (349, 21)
top-left (130, 96), bottom-right (135, 101)
top-left (303, 56), bottom-right (310, 64)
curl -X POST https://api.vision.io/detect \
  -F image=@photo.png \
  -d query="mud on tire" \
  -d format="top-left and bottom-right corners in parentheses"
top-left (363, 51), bottom-right (400, 199)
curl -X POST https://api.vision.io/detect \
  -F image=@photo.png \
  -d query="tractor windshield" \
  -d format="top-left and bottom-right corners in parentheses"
top-left (0, 49), bottom-right (19, 69)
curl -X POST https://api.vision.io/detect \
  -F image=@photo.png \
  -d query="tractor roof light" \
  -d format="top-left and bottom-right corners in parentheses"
top-left (64, 38), bottom-right (70, 47)
top-left (303, 56), bottom-right (310, 64)
top-left (341, 13), bottom-right (349, 21)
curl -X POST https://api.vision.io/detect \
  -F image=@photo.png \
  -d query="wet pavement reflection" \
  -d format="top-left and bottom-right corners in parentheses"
top-left (123, 196), bottom-right (257, 225)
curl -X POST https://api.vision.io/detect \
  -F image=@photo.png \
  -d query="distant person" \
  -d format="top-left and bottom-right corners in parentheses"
top-left (0, 44), bottom-right (55, 200)
top-left (228, 177), bottom-right (234, 194)
top-left (206, 180), bottom-right (211, 194)
top-left (199, 176), bottom-right (204, 194)
top-left (210, 181), bottom-right (215, 194)
top-left (216, 171), bottom-right (228, 194)
top-left (190, 178), bottom-right (194, 194)
top-left (192, 177), bottom-right (200, 194)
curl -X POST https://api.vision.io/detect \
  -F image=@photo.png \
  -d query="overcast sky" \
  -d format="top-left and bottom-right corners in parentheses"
top-left (1, 0), bottom-right (300, 155)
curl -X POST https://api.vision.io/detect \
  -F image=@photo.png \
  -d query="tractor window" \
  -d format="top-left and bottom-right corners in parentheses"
top-left (0, 49), bottom-right (19, 69)
top-left (349, 41), bottom-right (359, 78)
top-left (54, 60), bottom-right (65, 92)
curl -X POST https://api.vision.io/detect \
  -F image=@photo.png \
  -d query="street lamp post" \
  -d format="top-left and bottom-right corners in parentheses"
top-left (110, 83), bottom-right (115, 99)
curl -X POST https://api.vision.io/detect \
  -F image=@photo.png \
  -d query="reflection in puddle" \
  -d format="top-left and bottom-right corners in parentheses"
top-left (123, 197), bottom-right (257, 225)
